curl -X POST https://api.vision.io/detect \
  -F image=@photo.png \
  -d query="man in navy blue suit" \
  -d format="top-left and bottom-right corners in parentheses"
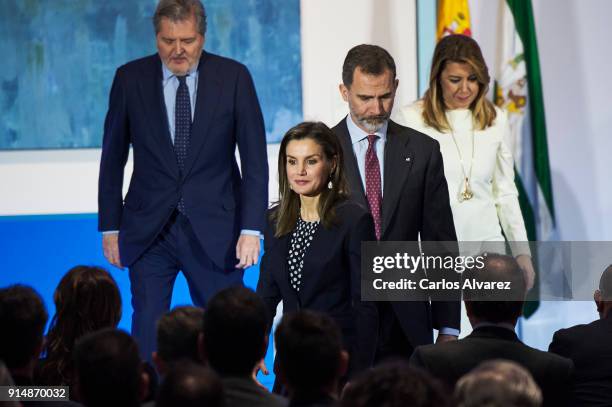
top-left (98, 0), bottom-right (268, 359)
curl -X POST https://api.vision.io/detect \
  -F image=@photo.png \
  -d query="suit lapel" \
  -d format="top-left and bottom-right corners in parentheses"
top-left (268, 231), bottom-right (302, 307)
top-left (296, 221), bottom-right (330, 304)
top-left (382, 121), bottom-right (414, 235)
top-left (137, 55), bottom-right (179, 178)
top-left (336, 118), bottom-right (367, 209)
top-left (182, 51), bottom-right (222, 178)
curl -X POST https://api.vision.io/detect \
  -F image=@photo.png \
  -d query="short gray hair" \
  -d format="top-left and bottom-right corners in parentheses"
top-left (153, 0), bottom-right (207, 36)
top-left (454, 359), bottom-right (542, 407)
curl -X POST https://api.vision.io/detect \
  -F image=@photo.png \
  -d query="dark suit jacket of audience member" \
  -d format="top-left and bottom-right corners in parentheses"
top-left (549, 313), bottom-right (612, 406)
top-left (410, 326), bottom-right (574, 407)
top-left (222, 377), bottom-right (287, 407)
top-left (334, 118), bottom-right (460, 349)
top-left (257, 201), bottom-right (379, 374)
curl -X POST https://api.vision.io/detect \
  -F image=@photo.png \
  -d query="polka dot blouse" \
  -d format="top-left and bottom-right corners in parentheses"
top-left (287, 217), bottom-right (319, 292)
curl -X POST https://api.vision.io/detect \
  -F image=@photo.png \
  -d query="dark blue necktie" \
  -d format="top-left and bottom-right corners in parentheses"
top-left (175, 75), bottom-right (191, 213)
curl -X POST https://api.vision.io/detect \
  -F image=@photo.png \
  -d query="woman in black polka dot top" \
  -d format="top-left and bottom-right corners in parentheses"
top-left (257, 121), bottom-right (378, 379)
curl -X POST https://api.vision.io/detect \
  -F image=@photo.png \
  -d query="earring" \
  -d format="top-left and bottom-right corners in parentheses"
top-left (328, 180), bottom-right (333, 190)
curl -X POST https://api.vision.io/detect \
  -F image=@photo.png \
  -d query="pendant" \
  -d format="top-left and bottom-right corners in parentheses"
top-left (459, 178), bottom-right (473, 201)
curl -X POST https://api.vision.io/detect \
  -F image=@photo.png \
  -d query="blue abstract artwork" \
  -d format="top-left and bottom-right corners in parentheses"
top-left (0, 0), bottom-right (301, 149)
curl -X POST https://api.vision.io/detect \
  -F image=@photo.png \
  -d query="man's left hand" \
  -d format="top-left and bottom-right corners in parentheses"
top-left (436, 334), bottom-right (458, 344)
top-left (236, 234), bottom-right (260, 269)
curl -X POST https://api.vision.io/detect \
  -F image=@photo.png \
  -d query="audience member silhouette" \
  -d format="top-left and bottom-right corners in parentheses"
top-left (152, 306), bottom-right (204, 377)
top-left (0, 285), bottom-right (82, 406)
top-left (410, 253), bottom-right (573, 407)
top-left (74, 329), bottom-right (148, 407)
top-left (156, 362), bottom-right (225, 407)
top-left (454, 359), bottom-right (542, 407)
top-left (0, 285), bottom-right (48, 386)
top-left (340, 362), bottom-right (449, 407)
top-left (201, 286), bottom-right (286, 407)
top-left (275, 310), bottom-right (348, 406)
top-left (36, 266), bottom-right (122, 388)
top-left (549, 264), bottom-right (612, 406)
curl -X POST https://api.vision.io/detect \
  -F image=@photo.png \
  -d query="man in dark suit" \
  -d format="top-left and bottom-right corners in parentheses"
top-left (98, 0), bottom-right (268, 359)
top-left (549, 265), bottom-right (612, 406)
top-left (333, 44), bottom-right (460, 360)
top-left (410, 254), bottom-right (574, 407)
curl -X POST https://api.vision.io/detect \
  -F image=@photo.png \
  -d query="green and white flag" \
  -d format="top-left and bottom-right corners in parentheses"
top-left (493, 0), bottom-right (556, 316)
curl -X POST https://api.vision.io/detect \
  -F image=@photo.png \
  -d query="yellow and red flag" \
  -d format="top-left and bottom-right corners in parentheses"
top-left (437, 0), bottom-right (472, 40)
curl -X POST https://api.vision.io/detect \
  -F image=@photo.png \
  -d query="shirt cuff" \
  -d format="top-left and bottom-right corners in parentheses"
top-left (102, 230), bottom-right (119, 235)
top-left (439, 327), bottom-right (460, 336)
top-left (240, 229), bottom-right (262, 238)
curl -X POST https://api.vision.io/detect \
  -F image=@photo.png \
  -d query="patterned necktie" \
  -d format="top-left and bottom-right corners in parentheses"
top-left (365, 134), bottom-right (382, 240)
top-left (174, 75), bottom-right (191, 213)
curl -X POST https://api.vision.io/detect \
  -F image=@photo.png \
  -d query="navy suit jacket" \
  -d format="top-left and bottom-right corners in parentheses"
top-left (98, 51), bottom-right (268, 268)
top-left (334, 118), bottom-right (460, 347)
top-left (411, 326), bottom-right (574, 407)
top-left (549, 314), bottom-right (612, 406)
top-left (257, 201), bottom-right (379, 374)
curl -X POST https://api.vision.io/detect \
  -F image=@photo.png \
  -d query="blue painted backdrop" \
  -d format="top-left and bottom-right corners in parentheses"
top-left (0, 214), bottom-right (276, 387)
top-left (0, 0), bottom-right (302, 149)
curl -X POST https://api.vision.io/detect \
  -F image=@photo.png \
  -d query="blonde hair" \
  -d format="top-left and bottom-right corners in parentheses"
top-left (422, 34), bottom-right (496, 132)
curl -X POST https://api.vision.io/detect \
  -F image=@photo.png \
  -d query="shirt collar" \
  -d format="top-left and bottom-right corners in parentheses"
top-left (161, 62), bottom-right (198, 83)
top-left (473, 322), bottom-right (516, 332)
top-left (345, 114), bottom-right (388, 146)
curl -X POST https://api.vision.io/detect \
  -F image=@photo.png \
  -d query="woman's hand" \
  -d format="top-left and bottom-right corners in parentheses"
top-left (251, 358), bottom-right (269, 390)
top-left (516, 254), bottom-right (535, 290)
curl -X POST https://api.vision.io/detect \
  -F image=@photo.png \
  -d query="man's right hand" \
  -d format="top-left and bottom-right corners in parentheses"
top-left (102, 233), bottom-right (124, 269)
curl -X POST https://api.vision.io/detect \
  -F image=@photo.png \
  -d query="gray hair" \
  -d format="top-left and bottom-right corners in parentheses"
top-left (153, 0), bottom-right (207, 36)
top-left (454, 359), bottom-right (542, 407)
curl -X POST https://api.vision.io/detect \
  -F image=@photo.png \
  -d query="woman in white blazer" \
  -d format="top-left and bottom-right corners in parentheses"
top-left (397, 34), bottom-right (534, 289)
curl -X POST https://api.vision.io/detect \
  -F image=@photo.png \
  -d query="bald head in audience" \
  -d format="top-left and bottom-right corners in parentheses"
top-left (594, 265), bottom-right (612, 319)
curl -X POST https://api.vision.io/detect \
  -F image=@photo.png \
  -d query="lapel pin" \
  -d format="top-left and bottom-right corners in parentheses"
top-left (405, 157), bottom-right (411, 162)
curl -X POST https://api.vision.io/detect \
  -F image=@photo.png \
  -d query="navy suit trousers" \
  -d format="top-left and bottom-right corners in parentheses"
top-left (128, 211), bottom-right (244, 360)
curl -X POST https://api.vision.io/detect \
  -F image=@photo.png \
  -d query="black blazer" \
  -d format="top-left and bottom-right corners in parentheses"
top-left (411, 326), bottom-right (575, 407)
top-left (98, 52), bottom-right (268, 268)
top-left (333, 118), bottom-right (460, 347)
top-left (257, 201), bottom-right (378, 373)
top-left (549, 314), bottom-right (612, 406)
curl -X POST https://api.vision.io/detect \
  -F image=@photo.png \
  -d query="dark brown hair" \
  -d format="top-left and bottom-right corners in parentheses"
top-left (0, 285), bottom-right (48, 369)
top-left (156, 306), bottom-right (204, 364)
top-left (274, 121), bottom-right (348, 237)
top-left (37, 266), bottom-right (122, 386)
top-left (463, 254), bottom-right (526, 323)
top-left (422, 34), bottom-right (496, 132)
top-left (342, 44), bottom-right (396, 88)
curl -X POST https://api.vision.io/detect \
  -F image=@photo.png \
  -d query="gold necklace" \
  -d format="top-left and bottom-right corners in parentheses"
top-left (449, 127), bottom-right (475, 202)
